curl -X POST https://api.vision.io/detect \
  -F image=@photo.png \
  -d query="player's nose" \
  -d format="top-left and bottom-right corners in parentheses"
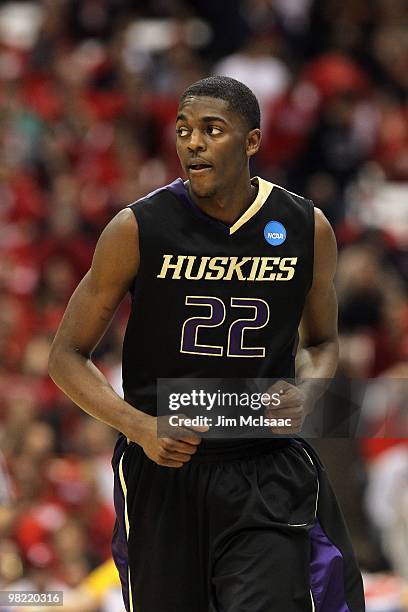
top-left (187, 128), bottom-right (206, 152)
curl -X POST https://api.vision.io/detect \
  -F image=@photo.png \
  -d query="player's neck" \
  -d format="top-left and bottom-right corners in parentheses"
top-left (186, 176), bottom-right (258, 226)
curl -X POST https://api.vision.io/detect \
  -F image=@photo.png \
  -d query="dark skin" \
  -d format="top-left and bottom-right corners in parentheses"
top-left (48, 94), bottom-right (338, 465)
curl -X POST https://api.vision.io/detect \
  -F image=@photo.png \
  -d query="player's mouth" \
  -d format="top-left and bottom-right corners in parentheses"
top-left (187, 160), bottom-right (213, 175)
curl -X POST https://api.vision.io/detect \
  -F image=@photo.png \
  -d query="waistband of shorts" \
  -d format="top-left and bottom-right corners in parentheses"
top-left (189, 438), bottom-right (293, 463)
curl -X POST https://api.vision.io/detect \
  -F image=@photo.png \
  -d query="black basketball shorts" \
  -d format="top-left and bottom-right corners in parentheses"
top-left (112, 435), bottom-right (365, 612)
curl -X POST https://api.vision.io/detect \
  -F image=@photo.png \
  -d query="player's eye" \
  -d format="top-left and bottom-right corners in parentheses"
top-left (176, 127), bottom-right (190, 137)
top-left (207, 126), bottom-right (222, 136)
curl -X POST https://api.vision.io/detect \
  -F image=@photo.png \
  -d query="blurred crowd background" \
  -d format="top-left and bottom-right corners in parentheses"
top-left (0, 0), bottom-right (407, 610)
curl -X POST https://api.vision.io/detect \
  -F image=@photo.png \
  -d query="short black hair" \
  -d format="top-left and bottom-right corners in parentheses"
top-left (179, 76), bottom-right (261, 130)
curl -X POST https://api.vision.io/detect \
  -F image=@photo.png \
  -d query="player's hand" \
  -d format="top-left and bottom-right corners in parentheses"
top-left (265, 380), bottom-right (311, 434)
top-left (132, 413), bottom-right (208, 468)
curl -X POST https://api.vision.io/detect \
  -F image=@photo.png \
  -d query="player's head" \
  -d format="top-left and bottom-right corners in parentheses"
top-left (176, 76), bottom-right (261, 198)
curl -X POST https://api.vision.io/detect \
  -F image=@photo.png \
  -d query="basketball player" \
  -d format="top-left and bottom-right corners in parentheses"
top-left (49, 77), bottom-right (365, 611)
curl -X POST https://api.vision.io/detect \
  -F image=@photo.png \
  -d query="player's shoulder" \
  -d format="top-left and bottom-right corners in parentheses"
top-left (102, 207), bottom-right (138, 242)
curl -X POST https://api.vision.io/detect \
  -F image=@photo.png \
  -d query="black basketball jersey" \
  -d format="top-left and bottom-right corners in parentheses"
top-left (122, 177), bottom-right (314, 415)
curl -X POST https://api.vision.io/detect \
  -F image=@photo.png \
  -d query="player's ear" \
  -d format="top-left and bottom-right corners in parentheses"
top-left (246, 129), bottom-right (261, 158)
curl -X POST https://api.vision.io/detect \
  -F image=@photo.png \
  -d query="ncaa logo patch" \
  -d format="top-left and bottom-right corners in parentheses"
top-left (264, 221), bottom-right (286, 246)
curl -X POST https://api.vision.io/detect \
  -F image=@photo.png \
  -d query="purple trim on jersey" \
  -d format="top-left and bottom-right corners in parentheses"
top-left (166, 178), bottom-right (231, 233)
top-left (310, 520), bottom-right (351, 612)
top-left (112, 438), bottom-right (130, 612)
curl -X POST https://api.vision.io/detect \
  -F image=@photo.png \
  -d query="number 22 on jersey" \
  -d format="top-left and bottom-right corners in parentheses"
top-left (180, 296), bottom-right (270, 358)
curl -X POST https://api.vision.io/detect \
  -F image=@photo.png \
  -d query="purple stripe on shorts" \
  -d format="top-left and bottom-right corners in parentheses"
top-left (310, 520), bottom-right (351, 612)
top-left (112, 439), bottom-right (130, 612)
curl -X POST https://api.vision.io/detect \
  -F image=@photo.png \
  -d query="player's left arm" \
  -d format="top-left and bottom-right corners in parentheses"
top-left (267, 208), bottom-right (338, 432)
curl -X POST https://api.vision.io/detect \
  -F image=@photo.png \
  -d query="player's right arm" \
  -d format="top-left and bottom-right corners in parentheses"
top-left (48, 209), bottom-right (201, 468)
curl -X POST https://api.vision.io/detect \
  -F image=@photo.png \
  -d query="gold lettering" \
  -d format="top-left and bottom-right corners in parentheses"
top-left (156, 255), bottom-right (298, 281)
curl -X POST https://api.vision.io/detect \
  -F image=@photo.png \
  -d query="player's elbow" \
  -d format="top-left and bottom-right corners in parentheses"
top-left (48, 336), bottom-right (91, 381)
top-left (48, 339), bottom-right (77, 384)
